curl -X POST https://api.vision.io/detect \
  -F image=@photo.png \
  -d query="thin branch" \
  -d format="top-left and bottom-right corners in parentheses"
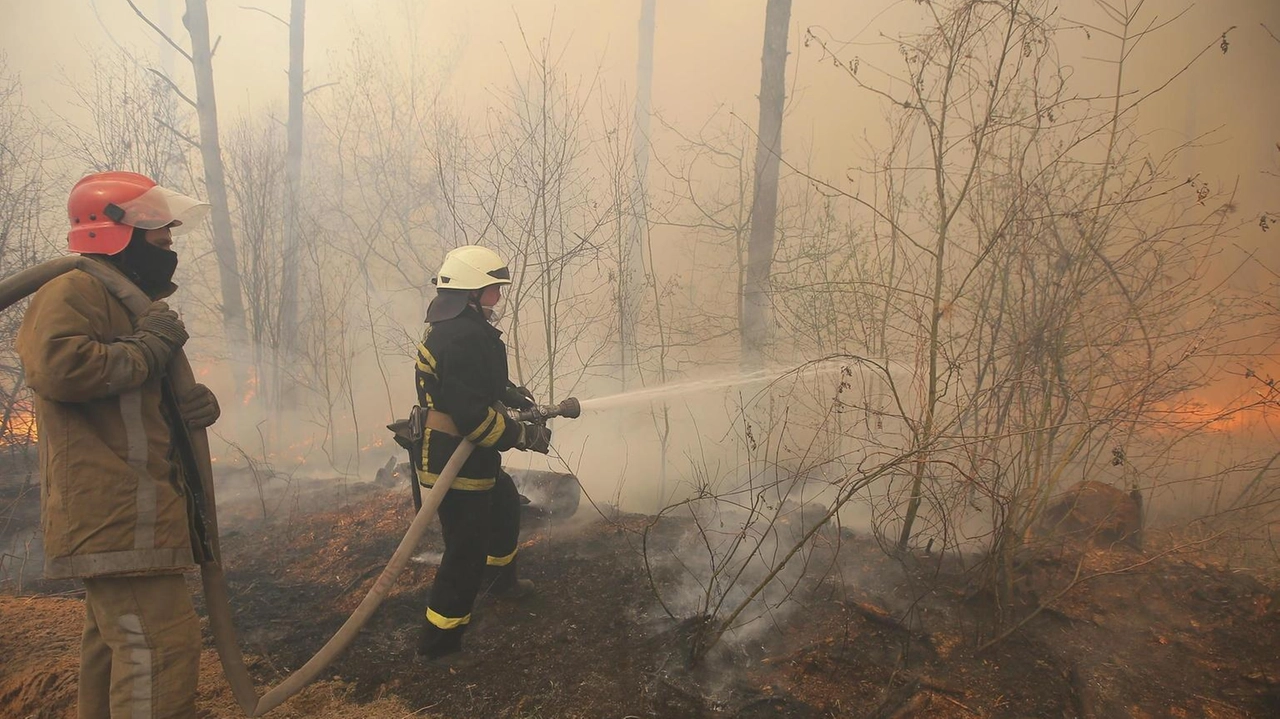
top-left (1062, 18), bottom-right (1123, 41)
top-left (303, 81), bottom-right (339, 98)
top-left (1262, 23), bottom-right (1280, 45)
top-left (1123, 26), bottom-right (1237, 115)
top-left (240, 5), bottom-right (289, 27)
top-left (124, 0), bottom-right (192, 62)
top-left (211, 35), bottom-right (223, 59)
top-left (146, 68), bottom-right (197, 108)
top-left (154, 117), bottom-right (201, 149)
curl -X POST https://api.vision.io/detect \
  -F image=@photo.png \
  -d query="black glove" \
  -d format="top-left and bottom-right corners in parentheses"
top-left (179, 383), bottom-right (220, 430)
top-left (502, 384), bottom-right (537, 411)
top-left (514, 422), bottom-right (552, 454)
top-left (128, 301), bottom-right (190, 376)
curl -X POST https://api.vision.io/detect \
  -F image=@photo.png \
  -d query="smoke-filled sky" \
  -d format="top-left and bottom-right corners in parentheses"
top-left (4, 0), bottom-right (1277, 221)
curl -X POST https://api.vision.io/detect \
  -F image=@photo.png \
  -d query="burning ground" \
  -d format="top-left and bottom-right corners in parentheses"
top-left (3, 469), bottom-right (1280, 718)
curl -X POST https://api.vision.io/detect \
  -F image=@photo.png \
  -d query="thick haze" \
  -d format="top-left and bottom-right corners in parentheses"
top-left (5, 1), bottom-right (1276, 216)
top-left (2, 0), bottom-right (1278, 515)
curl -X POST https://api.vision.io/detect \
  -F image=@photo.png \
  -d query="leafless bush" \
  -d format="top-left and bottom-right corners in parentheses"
top-left (641, 0), bottom-right (1268, 658)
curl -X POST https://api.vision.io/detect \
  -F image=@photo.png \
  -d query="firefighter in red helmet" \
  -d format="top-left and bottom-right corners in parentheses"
top-left (16, 171), bottom-right (220, 718)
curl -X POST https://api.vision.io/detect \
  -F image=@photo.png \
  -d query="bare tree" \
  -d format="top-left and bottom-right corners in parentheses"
top-left (223, 116), bottom-right (285, 409)
top-left (619, 0), bottom-right (657, 388)
top-left (126, 0), bottom-right (250, 389)
top-left (278, 0), bottom-right (307, 406)
top-left (0, 58), bottom-right (55, 451)
top-left (742, 0), bottom-right (793, 368)
top-left (233, 0), bottom-right (321, 419)
top-left (422, 31), bottom-right (621, 403)
top-left (640, 0), bottom-right (1262, 658)
top-left (56, 52), bottom-right (193, 184)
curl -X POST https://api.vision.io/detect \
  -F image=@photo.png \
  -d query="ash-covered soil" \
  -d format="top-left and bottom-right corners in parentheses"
top-left (3, 474), bottom-right (1279, 718)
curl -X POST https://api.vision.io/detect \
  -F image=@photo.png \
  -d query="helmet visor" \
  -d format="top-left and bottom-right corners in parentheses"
top-left (112, 185), bottom-right (211, 235)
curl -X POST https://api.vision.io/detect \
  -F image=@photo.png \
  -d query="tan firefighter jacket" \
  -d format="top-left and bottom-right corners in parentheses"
top-left (16, 261), bottom-right (195, 579)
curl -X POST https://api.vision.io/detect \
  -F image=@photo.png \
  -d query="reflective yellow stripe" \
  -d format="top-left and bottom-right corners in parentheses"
top-left (480, 412), bottom-right (507, 445)
top-left (417, 379), bottom-right (434, 410)
top-left (465, 412), bottom-right (497, 443)
top-left (416, 342), bottom-right (435, 366)
top-left (416, 343), bottom-right (438, 376)
top-left (416, 468), bottom-right (496, 492)
top-left (466, 409), bottom-right (507, 447)
top-left (486, 548), bottom-right (517, 567)
top-left (426, 607), bottom-right (470, 630)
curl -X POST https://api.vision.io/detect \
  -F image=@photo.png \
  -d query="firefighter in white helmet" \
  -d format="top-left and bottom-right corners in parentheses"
top-left (16, 171), bottom-right (220, 717)
top-left (413, 245), bottom-right (550, 661)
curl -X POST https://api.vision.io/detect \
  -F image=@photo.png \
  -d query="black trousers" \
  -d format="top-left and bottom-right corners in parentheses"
top-left (423, 469), bottom-right (522, 639)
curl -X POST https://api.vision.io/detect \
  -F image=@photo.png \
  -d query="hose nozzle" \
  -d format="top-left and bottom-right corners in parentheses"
top-left (514, 397), bottom-right (581, 423)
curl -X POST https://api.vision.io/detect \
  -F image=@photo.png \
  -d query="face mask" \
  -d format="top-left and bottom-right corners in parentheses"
top-left (113, 229), bottom-right (178, 296)
top-left (483, 303), bottom-right (504, 324)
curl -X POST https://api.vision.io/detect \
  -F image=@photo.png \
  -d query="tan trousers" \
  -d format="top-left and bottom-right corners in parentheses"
top-left (78, 574), bottom-right (201, 719)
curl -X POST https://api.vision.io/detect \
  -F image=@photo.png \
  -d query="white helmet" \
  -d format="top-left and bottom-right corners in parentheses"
top-left (434, 245), bottom-right (512, 290)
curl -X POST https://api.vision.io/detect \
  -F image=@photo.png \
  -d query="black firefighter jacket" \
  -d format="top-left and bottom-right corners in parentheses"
top-left (415, 306), bottom-right (522, 491)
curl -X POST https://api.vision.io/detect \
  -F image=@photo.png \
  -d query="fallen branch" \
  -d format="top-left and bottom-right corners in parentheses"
top-left (845, 600), bottom-right (938, 657)
top-left (339, 563), bottom-right (386, 595)
top-left (888, 692), bottom-right (929, 719)
top-left (934, 692), bottom-right (979, 716)
top-left (867, 678), bottom-right (922, 719)
top-left (1069, 663), bottom-right (1096, 719)
top-left (851, 600), bottom-right (907, 630)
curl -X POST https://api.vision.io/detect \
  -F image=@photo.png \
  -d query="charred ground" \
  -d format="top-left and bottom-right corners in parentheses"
top-left (3, 472), bottom-right (1279, 718)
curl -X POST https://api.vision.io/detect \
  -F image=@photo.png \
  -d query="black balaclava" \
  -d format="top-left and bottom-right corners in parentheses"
top-left (109, 227), bottom-right (179, 297)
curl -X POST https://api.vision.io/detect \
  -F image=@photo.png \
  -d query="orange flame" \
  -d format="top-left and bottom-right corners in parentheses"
top-left (242, 373), bottom-right (258, 407)
top-left (1149, 399), bottom-right (1261, 434)
top-left (1, 403), bottom-right (39, 447)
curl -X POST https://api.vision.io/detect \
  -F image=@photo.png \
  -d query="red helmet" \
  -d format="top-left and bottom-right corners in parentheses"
top-left (67, 171), bottom-right (210, 255)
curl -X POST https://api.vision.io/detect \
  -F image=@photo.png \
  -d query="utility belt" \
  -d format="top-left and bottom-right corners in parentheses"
top-left (424, 403), bottom-right (514, 438)
top-left (387, 406), bottom-right (500, 502)
top-left (388, 406), bottom-right (462, 448)
top-left (422, 408), bottom-right (461, 437)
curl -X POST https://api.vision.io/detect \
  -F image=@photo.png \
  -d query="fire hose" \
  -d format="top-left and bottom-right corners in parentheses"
top-left (0, 256), bottom-right (579, 716)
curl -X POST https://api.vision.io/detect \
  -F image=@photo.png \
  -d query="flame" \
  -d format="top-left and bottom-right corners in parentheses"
top-left (242, 373), bottom-right (258, 407)
top-left (1149, 398), bottom-right (1261, 433)
top-left (207, 435), bottom-right (320, 469)
top-left (1, 402), bottom-right (39, 447)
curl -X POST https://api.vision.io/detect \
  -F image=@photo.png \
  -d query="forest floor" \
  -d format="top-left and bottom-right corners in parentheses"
top-left (3, 462), bottom-right (1279, 718)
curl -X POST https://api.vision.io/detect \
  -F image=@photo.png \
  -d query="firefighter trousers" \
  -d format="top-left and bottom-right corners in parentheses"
top-left (78, 573), bottom-right (201, 719)
top-left (420, 469), bottom-right (521, 655)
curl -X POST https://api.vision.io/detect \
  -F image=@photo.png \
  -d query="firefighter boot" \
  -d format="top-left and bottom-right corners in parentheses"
top-left (416, 622), bottom-right (465, 661)
top-left (488, 556), bottom-right (535, 600)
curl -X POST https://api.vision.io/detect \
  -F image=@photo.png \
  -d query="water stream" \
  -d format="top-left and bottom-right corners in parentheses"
top-left (576, 359), bottom-right (851, 413)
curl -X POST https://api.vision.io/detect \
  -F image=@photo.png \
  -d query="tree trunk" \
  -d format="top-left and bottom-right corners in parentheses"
top-left (741, 0), bottom-right (791, 369)
top-left (621, 0), bottom-right (656, 388)
top-left (276, 0), bottom-right (306, 410)
top-left (183, 0), bottom-right (248, 385)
